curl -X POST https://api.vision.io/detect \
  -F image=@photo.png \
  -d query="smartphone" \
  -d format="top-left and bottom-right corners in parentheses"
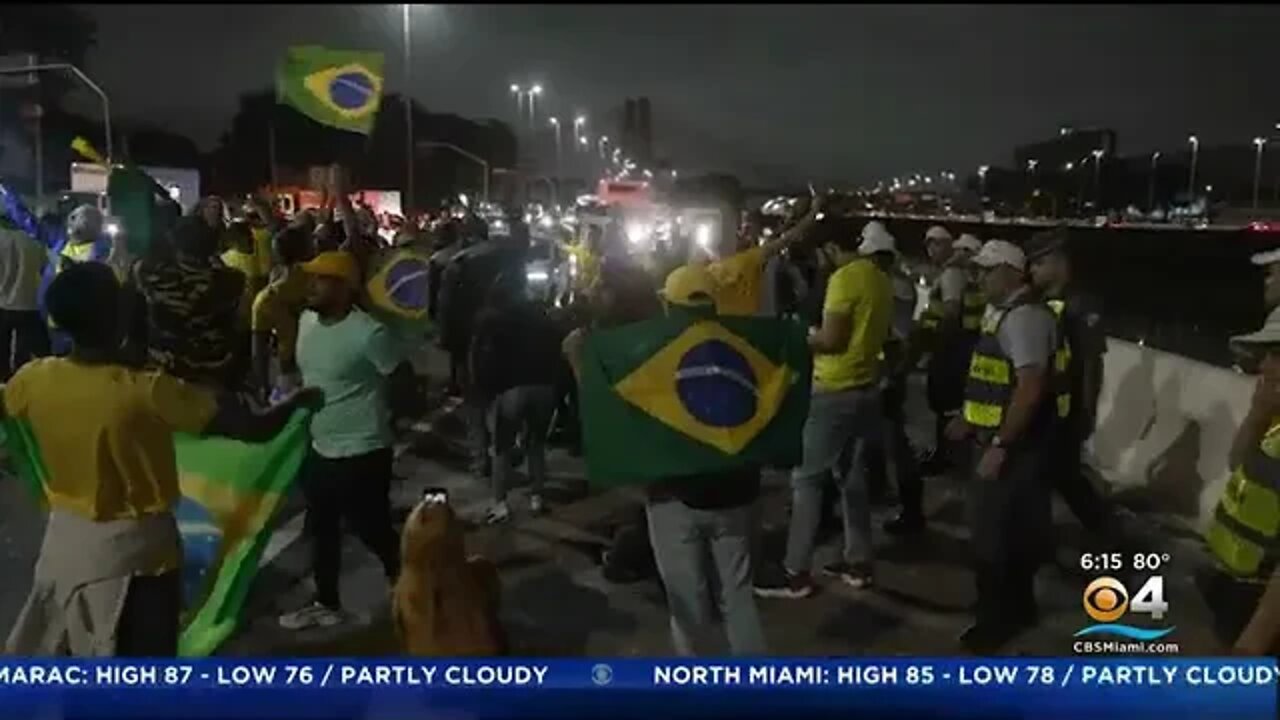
top-left (421, 487), bottom-right (450, 505)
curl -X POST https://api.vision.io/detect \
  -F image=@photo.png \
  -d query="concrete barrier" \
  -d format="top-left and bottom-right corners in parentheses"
top-left (1090, 338), bottom-right (1252, 530)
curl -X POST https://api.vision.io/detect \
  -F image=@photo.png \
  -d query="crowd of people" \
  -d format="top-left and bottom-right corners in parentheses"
top-left (0, 167), bottom-right (1277, 660)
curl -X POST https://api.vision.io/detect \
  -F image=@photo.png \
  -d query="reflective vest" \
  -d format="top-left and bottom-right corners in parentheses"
top-left (1206, 420), bottom-right (1280, 579)
top-left (920, 272), bottom-right (985, 333)
top-left (1046, 299), bottom-right (1073, 421)
top-left (961, 295), bottom-right (1062, 430)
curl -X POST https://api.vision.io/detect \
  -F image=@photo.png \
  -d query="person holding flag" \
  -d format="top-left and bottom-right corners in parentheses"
top-left (1, 262), bottom-right (320, 657)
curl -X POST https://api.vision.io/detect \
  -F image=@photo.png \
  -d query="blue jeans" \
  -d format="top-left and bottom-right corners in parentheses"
top-left (646, 500), bottom-right (766, 656)
top-left (784, 386), bottom-right (882, 575)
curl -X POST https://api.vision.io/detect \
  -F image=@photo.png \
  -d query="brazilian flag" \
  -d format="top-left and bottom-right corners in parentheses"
top-left (1, 412), bottom-right (310, 657)
top-left (579, 311), bottom-right (812, 485)
top-left (276, 45), bottom-right (385, 135)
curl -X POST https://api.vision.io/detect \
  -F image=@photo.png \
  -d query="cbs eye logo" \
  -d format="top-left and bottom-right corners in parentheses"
top-left (1082, 575), bottom-right (1168, 623)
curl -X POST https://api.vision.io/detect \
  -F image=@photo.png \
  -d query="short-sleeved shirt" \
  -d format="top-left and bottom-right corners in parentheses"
top-left (222, 248), bottom-right (264, 328)
top-left (251, 227), bottom-right (274, 278)
top-left (707, 246), bottom-right (767, 316)
top-left (813, 258), bottom-right (893, 392)
top-left (133, 257), bottom-right (243, 384)
top-left (251, 269), bottom-right (310, 368)
top-left (993, 291), bottom-right (1058, 370)
top-left (3, 358), bottom-right (217, 521)
top-left (938, 265), bottom-right (968, 304)
top-left (297, 308), bottom-right (407, 458)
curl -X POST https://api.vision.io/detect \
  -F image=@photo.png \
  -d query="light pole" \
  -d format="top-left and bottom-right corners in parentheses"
top-left (1253, 136), bottom-right (1267, 210)
top-left (510, 84), bottom-right (523, 126)
top-left (1188, 135), bottom-right (1199, 200)
top-left (573, 116), bottom-right (586, 153)
top-left (1148, 151), bottom-right (1161, 210)
top-left (0, 63), bottom-right (112, 164)
top-left (418, 140), bottom-right (490, 203)
top-left (1091, 149), bottom-right (1104, 208)
top-left (528, 84), bottom-right (543, 131)
top-left (549, 117), bottom-right (562, 185)
top-left (402, 4), bottom-right (414, 212)
top-left (599, 135), bottom-right (609, 160)
top-left (978, 165), bottom-right (989, 199)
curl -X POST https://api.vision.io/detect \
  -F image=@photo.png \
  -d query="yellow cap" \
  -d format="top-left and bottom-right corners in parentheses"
top-left (301, 250), bottom-right (360, 288)
top-left (661, 264), bottom-right (717, 307)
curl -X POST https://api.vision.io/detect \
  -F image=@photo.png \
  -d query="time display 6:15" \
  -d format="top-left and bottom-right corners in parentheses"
top-left (1079, 553), bottom-right (1125, 573)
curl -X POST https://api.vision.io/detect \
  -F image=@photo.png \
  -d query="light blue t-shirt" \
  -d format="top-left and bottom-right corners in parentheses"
top-left (297, 308), bottom-right (407, 458)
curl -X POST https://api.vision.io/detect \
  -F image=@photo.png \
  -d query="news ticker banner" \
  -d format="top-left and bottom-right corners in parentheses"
top-left (0, 658), bottom-right (1275, 719)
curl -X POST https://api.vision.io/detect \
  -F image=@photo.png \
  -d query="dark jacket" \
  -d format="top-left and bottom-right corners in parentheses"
top-left (437, 241), bottom-right (526, 355)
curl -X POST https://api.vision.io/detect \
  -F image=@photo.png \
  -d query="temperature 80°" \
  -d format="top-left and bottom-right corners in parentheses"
top-left (1132, 553), bottom-right (1171, 571)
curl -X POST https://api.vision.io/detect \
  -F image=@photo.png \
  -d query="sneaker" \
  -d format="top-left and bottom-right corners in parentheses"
top-left (278, 602), bottom-right (344, 631)
top-left (485, 501), bottom-right (511, 525)
top-left (529, 494), bottom-right (546, 516)
top-left (821, 561), bottom-right (875, 589)
top-left (753, 565), bottom-right (815, 599)
top-left (884, 513), bottom-right (926, 536)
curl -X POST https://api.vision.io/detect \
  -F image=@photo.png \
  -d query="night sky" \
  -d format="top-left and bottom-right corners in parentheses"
top-left (76, 4), bottom-right (1280, 186)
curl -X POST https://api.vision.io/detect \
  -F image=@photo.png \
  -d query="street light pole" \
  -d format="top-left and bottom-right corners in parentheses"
top-left (419, 140), bottom-right (490, 203)
top-left (1091, 149), bottom-right (1104, 209)
top-left (1188, 135), bottom-right (1199, 199)
top-left (977, 165), bottom-right (989, 200)
top-left (1148, 151), bottom-right (1160, 210)
top-left (402, 4), bottom-right (414, 213)
top-left (573, 116), bottom-right (586, 154)
top-left (1253, 137), bottom-right (1267, 210)
top-left (0, 63), bottom-right (112, 164)
top-left (529, 85), bottom-right (543, 131)
top-left (510, 85), bottom-right (523, 127)
top-left (549, 117), bottom-right (562, 189)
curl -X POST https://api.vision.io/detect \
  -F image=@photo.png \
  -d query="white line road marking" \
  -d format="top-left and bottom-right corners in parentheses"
top-left (261, 513), bottom-right (307, 567)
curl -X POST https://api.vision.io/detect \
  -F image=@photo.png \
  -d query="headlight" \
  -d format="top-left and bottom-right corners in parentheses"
top-left (626, 222), bottom-right (650, 245)
top-left (105, 222), bottom-right (120, 237)
top-left (526, 269), bottom-right (549, 283)
top-left (539, 216), bottom-right (554, 229)
top-left (695, 223), bottom-right (713, 250)
top-left (491, 219), bottom-right (509, 234)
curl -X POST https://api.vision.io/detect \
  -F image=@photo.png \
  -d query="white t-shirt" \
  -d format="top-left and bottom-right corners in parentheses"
top-left (0, 228), bottom-right (46, 311)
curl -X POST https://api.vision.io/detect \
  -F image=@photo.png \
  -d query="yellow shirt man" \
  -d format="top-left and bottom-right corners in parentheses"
top-left (3, 358), bottom-right (218, 522)
top-left (813, 258), bottom-right (893, 391)
top-left (707, 246), bottom-right (767, 316)
top-left (251, 270), bottom-right (310, 371)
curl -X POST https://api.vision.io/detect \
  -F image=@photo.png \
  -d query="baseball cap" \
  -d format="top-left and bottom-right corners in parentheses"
top-left (1251, 248), bottom-right (1280, 266)
top-left (1231, 307), bottom-right (1280, 347)
top-left (301, 250), bottom-right (360, 288)
top-left (925, 225), bottom-right (953, 242)
top-left (858, 221), bottom-right (897, 255)
top-left (661, 264), bottom-right (717, 307)
top-left (1025, 227), bottom-right (1069, 262)
top-left (972, 239), bottom-right (1026, 272)
top-left (953, 233), bottom-right (982, 253)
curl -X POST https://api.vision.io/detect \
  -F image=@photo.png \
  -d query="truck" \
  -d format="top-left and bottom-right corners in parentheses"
top-left (70, 162), bottom-right (200, 215)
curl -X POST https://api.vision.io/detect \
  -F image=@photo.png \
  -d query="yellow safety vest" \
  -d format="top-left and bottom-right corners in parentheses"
top-left (1206, 420), bottom-right (1280, 579)
top-left (961, 296), bottom-right (1065, 430)
top-left (48, 242), bottom-right (101, 331)
top-left (1046, 299), bottom-right (1073, 420)
top-left (920, 275), bottom-right (985, 333)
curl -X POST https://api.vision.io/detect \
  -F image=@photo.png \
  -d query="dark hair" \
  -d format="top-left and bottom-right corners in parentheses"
top-left (226, 219), bottom-right (253, 244)
top-left (170, 215), bottom-right (218, 258)
top-left (831, 229), bottom-right (863, 252)
top-left (47, 262), bottom-right (121, 350)
top-left (274, 226), bottom-right (314, 266)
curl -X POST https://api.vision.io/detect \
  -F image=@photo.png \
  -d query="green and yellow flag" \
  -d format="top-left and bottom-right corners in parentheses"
top-left (276, 45), bottom-right (385, 135)
top-left (1, 412), bottom-right (310, 657)
top-left (579, 311), bottom-right (812, 485)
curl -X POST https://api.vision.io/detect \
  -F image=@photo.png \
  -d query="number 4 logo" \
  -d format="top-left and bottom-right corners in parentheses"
top-left (1129, 576), bottom-right (1169, 620)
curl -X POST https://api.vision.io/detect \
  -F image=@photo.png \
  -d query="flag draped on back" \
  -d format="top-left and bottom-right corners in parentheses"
top-left (579, 312), bottom-right (812, 485)
top-left (276, 46), bottom-right (385, 135)
top-left (0, 412), bottom-right (310, 657)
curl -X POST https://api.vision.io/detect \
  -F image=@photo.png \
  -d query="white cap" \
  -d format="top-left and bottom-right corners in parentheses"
top-left (972, 239), bottom-right (1026, 271)
top-left (1232, 307), bottom-right (1280, 347)
top-left (953, 233), bottom-right (982, 253)
top-left (924, 225), bottom-right (953, 242)
top-left (858, 221), bottom-right (897, 255)
top-left (1251, 248), bottom-right (1280, 266)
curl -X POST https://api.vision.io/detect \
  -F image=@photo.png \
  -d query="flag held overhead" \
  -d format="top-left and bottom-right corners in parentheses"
top-left (277, 46), bottom-right (385, 134)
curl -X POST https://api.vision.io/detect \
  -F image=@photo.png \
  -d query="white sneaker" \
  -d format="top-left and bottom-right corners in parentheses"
top-left (278, 602), bottom-right (344, 630)
top-left (529, 494), bottom-right (545, 516)
top-left (485, 501), bottom-right (511, 525)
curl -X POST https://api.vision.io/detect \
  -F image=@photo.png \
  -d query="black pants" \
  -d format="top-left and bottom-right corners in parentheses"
top-left (115, 571), bottom-right (181, 657)
top-left (0, 309), bottom-right (50, 381)
top-left (302, 448), bottom-right (401, 609)
top-left (1051, 427), bottom-right (1111, 534)
top-left (875, 373), bottom-right (922, 516)
top-left (968, 438), bottom-right (1052, 626)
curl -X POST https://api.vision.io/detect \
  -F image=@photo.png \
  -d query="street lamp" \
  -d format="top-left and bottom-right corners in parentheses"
top-left (978, 165), bottom-right (990, 198)
top-left (1254, 136), bottom-right (1267, 209)
top-left (1188, 135), bottom-right (1200, 199)
top-left (1148, 151), bottom-right (1161, 210)
top-left (1091, 149), bottom-right (1104, 208)
top-left (418, 140), bottom-right (490, 203)
top-left (528, 84), bottom-right (543, 130)
top-left (573, 115), bottom-right (586, 152)
top-left (509, 84), bottom-right (524, 126)
top-left (599, 135), bottom-right (609, 159)
top-left (549, 117), bottom-right (562, 183)
top-left (403, 4), bottom-right (414, 212)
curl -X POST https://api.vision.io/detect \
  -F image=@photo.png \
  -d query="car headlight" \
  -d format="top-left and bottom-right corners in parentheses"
top-left (526, 268), bottom-right (549, 283)
top-left (626, 222), bottom-right (650, 245)
top-left (695, 223), bottom-right (713, 250)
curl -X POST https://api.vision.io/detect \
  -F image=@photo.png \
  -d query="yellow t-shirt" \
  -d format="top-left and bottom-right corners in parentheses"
top-left (3, 358), bottom-right (218, 522)
top-left (813, 258), bottom-right (893, 392)
top-left (222, 248), bottom-right (264, 328)
top-left (707, 246), bottom-right (767, 316)
top-left (251, 227), bottom-right (274, 278)
top-left (251, 270), bottom-right (310, 367)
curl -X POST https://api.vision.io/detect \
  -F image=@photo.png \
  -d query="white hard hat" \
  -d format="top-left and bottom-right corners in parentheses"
top-left (858, 221), bottom-right (896, 255)
top-left (953, 233), bottom-right (982, 253)
top-left (972, 239), bottom-right (1026, 272)
top-left (924, 225), bottom-right (953, 242)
